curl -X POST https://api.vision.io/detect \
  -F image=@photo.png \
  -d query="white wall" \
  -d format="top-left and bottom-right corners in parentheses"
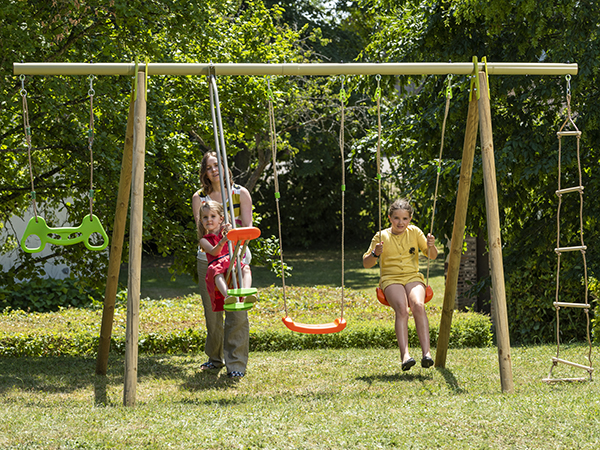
top-left (1, 204), bottom-right (72, 280)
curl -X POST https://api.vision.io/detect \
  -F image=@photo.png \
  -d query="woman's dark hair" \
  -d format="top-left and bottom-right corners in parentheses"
top-left (199, 151), bottom-right (234, 194)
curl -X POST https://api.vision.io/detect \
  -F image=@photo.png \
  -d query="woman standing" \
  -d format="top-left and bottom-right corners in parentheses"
top-left (192, 151), bottom-right (253, 379)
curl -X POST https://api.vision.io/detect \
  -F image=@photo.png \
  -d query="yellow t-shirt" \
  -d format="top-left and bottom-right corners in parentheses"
top-left (364, 225), bottom-right (429, 290)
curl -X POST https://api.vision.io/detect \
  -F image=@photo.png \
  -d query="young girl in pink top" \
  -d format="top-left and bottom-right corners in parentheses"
top-left (199, 200), bottom-right (255, 312)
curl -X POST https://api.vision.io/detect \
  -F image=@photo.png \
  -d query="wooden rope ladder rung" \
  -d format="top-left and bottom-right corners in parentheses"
top-left (553, 301), bottom-right (591, 309)
top-left (556, 186), bottom-right (583, 195)
top-left (554, 245), bottom-right (587, 253)
top-left (551, 357), bottom-right (593, 372)
top-left (545, 75), bottom-right (593, 383)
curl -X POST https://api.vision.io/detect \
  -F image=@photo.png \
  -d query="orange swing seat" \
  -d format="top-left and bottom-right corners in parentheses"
top-left (282, 316), bottom-right (347, 335)
top-left (376, 285), bottom-right (433, 307)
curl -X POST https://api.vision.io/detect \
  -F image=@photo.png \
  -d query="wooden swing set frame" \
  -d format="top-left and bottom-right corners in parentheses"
top-left (14, 59), bottom-right (578, 405)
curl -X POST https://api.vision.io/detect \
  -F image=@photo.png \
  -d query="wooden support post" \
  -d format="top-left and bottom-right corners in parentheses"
top-left (435, 85), bottom-right (479, 368)
top-left (123, 70), bottom-right (147, 407)
top-left (96, 92), bottom-right (135, 375)
top-left (478, 71), bottom-right (514, 393)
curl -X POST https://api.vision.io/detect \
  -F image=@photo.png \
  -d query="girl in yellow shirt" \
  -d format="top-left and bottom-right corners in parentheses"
top-left (363, 199), bottom-right (438, 371)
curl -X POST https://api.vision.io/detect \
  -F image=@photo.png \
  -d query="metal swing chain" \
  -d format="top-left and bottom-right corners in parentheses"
top-left (88, 75), bottom-right (96, 219)
top-left (426, 75), bottom-right (452, 285)
top-left (20, 75), bottom-right (38, 221)
top-left (267, 77), bottom-right (289, 317)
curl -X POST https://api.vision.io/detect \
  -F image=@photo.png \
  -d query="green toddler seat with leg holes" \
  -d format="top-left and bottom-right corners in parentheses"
top-left (21, 214), bottom-right (109, 253)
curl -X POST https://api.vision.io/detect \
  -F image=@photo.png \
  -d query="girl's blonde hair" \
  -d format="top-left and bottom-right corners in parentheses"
top-left (388, 198), bottom-right (414, 217)
top-left (197, 200), bottom-right (224, 238)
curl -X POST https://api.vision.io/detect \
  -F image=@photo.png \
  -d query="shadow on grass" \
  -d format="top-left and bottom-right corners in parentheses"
top-left (253, 248), bottom-right (445, 289)
top-left (180, 370), bottom-right (246, 394)
top-left (123, 248), bottom-right (445, 298)
top-left (0, 354), bottom-right (242, 407)
top-left (357, 372), bottom-right (433, 384)
top-left (436, 367), bottom-right (466, 394)
top-left (0, 356), bottom-right (98, 396)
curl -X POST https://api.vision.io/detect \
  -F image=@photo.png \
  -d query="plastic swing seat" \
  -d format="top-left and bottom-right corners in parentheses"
top-left (282, 316), bottom-right (347, 335)
top-left (223, 227), bottom-right (261, 312)
top-left (223, 288), bottom-right (258, 311)
top-left (20, 214), bottom-right (109, 253)
top-left (376, 285), bottom-right (433, 307)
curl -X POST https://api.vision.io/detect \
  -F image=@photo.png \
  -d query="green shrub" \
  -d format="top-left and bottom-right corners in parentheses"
top-left (0, 310), bottom-right (492, 357)
top-left (591, 277), bottom-right (600, 343)
top-left (505, 256), bottom-right (592, 344)
top-left (0, 278), bottom-right (101, 313)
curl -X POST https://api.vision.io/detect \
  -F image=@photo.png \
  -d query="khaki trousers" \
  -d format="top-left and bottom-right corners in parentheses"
top-left (197, 256), bottom-right (249, 373)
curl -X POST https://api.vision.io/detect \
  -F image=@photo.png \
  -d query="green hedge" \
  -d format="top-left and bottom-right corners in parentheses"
top-left (0, 312), bottom-right (492, 357)
top-left (505, 254), bottom-right (596, 344)
top-left (0, 278), bottom-right (101, 313)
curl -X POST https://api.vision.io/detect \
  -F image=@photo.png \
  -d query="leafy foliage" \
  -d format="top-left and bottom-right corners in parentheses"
top-left (1, 0), bottom-right (313, 288)
top-left (359, 0), bottom-right (599, 342)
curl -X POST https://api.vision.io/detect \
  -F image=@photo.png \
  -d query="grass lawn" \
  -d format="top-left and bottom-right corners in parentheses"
top-left (1, 345), bottom-right (599, 449)
top-left (4, 246), bottom-right (599, 448)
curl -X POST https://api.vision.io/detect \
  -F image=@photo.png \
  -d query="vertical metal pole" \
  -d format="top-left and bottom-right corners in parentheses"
top-left (96, 90), bottom-right (135, 375)
top-left (123, 69), bottom-right (147, 406)
top-left (208, 74), bottom-right (242, 288)
top-left (435, 84), bottom-right (479, 367)
top-left (478, 71), bottom-right (514, 393)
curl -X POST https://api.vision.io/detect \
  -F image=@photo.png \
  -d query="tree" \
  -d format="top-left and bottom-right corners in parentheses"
top-left (0, 0), bottom-right (312, 289)
top-left (359, 0), bottom-right (600, 342)
top-left (254, 1), bottom-right (379, 249)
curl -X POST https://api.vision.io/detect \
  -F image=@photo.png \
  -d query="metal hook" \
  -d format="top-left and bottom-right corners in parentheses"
top-left (19, 74), bottom-right (27, 96)
top-left (374, 74), bottom-right (381, 100)
top-left (88, 75), bottom-right (95, 97)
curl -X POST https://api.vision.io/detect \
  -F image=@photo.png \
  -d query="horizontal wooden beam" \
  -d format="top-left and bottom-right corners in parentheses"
top-left (14, 62), bottom-right (578, 77)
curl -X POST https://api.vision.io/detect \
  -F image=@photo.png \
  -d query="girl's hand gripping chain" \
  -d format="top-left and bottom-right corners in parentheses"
top-left (219, 223), bottom-right (232, 244)
top-left (426, 234), bottom-right (435, 247)
top-left (372, 241), bottom-right (383, 258)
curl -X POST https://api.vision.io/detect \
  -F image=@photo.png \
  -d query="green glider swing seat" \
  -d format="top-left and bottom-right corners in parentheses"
top-left (223, 227), bottom-right (262, 312)
top-left (19, 74), bottom-right (109, 254)
top-left (208, 73), bottom-right (261, 313)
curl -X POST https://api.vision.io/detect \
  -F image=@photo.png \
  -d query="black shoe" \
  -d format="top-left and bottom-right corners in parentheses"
top-left (402, 357), bottom-right (416, 371)
top-left (227, 371), bottom-right (245, 379)
top-left (200, 361), bottom-right (222, 371)
top-left (421, 356), bottom-right (434, 368)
